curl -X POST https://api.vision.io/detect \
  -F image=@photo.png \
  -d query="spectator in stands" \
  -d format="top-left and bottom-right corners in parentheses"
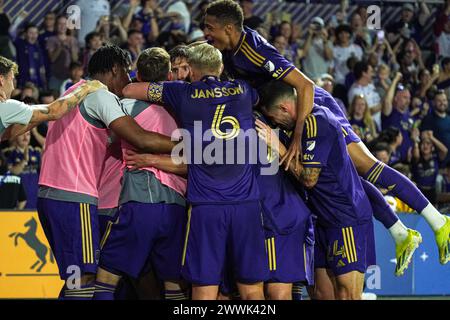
top-left (46, 15), bottom-right (80, 91)
top-left (410, 96), bottom-right (430, 123)
top-left (437, 57), bottom-right (450, 98)
top-left (3, 131), bottom-right (41, 209)
top-left (18, 82), bottom-right (39, 101)
top-left (38, 11), bottom-right (56, 82)
top-left (371, 141), bottom-right (392, 165)
top-left (386, 1), bottom-right (431, 46)
top-left (315, 73), bottom-right (347, 116)
top-left (348, 61), bottom-right (382, 129)
top-left (15, 24), bottom-right (47, 89)
top-left (415, 66), bottom-right (440, 99)
top-left (123, 0), bottom-right (160, 45)
top-left (277, 21), bottom-right (302, 64)
top-left (273, 35), bottom-right (297, 65)
top-left (349, 11), bottom-right (371, 51)
top-left (421, 90), bottom-right (450, 166)
top-left (436, 16), bottom-right (450, 60)
top-left (76, 0), bottom-right (110, 47)
top-left (378, 126), bottom-right (404, 166)
top-left (436, 162), bottom-right (450, 211)
top-left (374, 63), bottom-right (392, 102)
top-left (169, 45), bottom-right (190, 81)
top-left (331, 24), bottom-right (363, 87)
top-left (240, 0), bottom-right (263, 30)
top-left (412, 131), bottom-right (448, 204)
top-left (0, 152), bottom-right (26, 210)
top-left (60, 62), bottom-right (84, 95)
top-left (382, 73), bottom-right (415, 163)
top-left (397, 38), bottom-right (424, 87)
top-left (301, 17), bottom-right (333, 81)
top-left (82, 31), bottom-right (103, 75)
top-left (123, 29), bottom-right (145, 77)
top-left (434, 0), bottom-right (450, 37)
top-left (0, 11), bottom-right (15, 60)
top-left (95, 14), bottom-right (128, 46)
top-left (348, 94), bottom-right (378, 143)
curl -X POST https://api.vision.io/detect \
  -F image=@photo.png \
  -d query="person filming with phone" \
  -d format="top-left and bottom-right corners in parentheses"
top-left (301, 16), bottom-right (333, 81)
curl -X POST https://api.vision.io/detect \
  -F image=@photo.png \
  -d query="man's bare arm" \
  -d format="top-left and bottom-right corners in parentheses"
top-left (109, 116), bottom-right (176, 154)
top-left (299, 167), bottom-right (321, 189)
top-left (122, 82), bottom-right (153, 101)
top-left (124, 150), bottom-right (187, 176)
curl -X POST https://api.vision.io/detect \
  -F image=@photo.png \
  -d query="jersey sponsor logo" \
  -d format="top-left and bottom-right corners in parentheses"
top-left (303, 153), bottom-right (315, 161)
top-left (272, 67), bottom-right (285, 78)
top-left (306, 140), bottom-right (316, 151)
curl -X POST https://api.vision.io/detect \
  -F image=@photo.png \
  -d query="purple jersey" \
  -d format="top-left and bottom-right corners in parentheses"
top-left (254, 111), bottom-right (311, 234)
top-left (381, 109), bottom-right (414, 162)
top-left (301, 105), bottom-right (373, 228)
top-left (222, 26), bottom-right (295, 88)
top-left (148, 76), bottom-right (260, 204)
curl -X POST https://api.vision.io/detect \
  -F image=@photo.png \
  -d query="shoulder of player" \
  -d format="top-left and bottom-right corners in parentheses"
top-left (86, 89), bottom-right (121, 105)
top-left (305, 107), bottom-right (335, 139)
top-left (237, 29), bottom-right (271, 67)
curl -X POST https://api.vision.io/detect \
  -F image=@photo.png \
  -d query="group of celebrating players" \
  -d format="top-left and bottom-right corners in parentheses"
top-left (0, 0), bottom-right (449, 300)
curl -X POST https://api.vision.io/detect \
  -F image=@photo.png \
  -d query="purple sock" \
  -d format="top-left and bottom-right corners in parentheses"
top-left (364, 161), bottom-right (429, 212)
top-left (62, 283), bottom-right (95, 300)
top-left (93, 281), bottom-right (116, 300)
top-left (360, 178), bottom-right (398, 229)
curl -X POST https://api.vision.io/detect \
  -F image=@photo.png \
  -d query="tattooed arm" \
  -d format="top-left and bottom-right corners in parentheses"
top-left (4, 80), bottom-right (106, 140)
top-left (299, 167), bottom-right (321, 189)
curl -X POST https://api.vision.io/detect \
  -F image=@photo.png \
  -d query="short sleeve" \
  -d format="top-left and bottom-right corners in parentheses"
top-left (301, 114), bottom-right (332, 168)
top-left (83, 90), bottom-right (127, 127)
top-left (248, 42), bottom-right (295, 81)
top-left (0, 100), bottom-right (33, 129)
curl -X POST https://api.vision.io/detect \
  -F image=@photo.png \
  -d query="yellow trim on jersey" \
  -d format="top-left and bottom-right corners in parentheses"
top-left (342, 127), bottom-right (349, 137)
top-left (305, 115), bottom-right (317, 138)
top-left (266, 239), bottom-right (272, 270)
top-left (342, 227), bottom-right (358, 263)
top-left (302, 161), bottom-right (321, 165)
top-left (234, 33), bottom-right (247, 55)
top-left (242, 41), bottom-right (265, 62)
top-left (371, 163), bottom-right (385, 184)
top-left (240, 45), bottom-right (263, 66)
top-left (181, 206), bottom-right (192, 266)
top-left (276, 66), bottom-right (294, 80)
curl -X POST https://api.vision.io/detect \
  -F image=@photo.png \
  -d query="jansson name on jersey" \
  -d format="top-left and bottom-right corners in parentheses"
top-left (191, 85), bottom-right (244, 99)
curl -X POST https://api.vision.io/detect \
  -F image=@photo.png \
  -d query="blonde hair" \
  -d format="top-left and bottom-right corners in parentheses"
top-left (349, 94), bottom-right (377, 138)
top-left (187, 43), bottom-right (223, 75)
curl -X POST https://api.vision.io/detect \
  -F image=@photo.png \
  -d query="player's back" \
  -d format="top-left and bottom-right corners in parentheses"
top-left (160, 76), bottom-right (260, 204)
top-left (302, 105), bottom-right (372, 227)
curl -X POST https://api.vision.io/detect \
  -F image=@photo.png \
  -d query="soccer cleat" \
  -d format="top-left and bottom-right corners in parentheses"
top-left (395, 229), bottom-right (422, 277)
top-left (435, 216), bottom-right (450, 265)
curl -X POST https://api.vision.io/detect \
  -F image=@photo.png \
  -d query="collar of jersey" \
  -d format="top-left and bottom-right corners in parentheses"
top-left (232, 31), bottom-right (247, 56)
top-left (201, 75), bottom-right (220, 82)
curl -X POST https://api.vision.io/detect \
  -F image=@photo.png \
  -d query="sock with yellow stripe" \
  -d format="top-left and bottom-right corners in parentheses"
top-left (364, 161), bottom-right (429, 213)
top-left (93, 281), bottom-right (117, 300)
top-left (164, 289), bottom-right (189, 300)
top-left (62, 283), bottom-right (95, 300)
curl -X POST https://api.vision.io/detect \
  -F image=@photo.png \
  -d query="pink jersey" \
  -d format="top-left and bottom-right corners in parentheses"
top-left (122, 103), bottom-right (186, 196)
top-left (97, 137), bottom-right (124, 209)
top-left (39, 81), bottom-right (110, 198)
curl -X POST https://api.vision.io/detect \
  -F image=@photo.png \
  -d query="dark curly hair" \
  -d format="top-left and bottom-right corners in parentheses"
top-left (88, 45), bottom-right (131, 77)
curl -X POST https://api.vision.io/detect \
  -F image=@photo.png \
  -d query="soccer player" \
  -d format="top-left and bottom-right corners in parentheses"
top-left (202, 1), bottom-right (449, 267)
top-left (257, 94), bottom-right (376, 300)
top-left (0, 55), bottom-right (104, 141)
top-left (37, 45), bottom-right (178, 300)
top-left (122, 43), bottom-right (268, 300)
top-left (203, 0), bottom-right (315, 172)
top-left (257, 82), bottom-right (424, 277)
top-left (93, 47), bottom-right (188, 301)
top-left (169, 45), bottom-right (191, 81)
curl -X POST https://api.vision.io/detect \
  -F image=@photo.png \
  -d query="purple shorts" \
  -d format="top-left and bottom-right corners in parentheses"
top-left (182, 201), bottom-right (269, 286)
top-left (37, 198), bottom-right (100, 280)
top-left (314, 221), bottom-right (376, 276)
top-left (100, 202), bottom-right (186, 280)
top-left (265, 220), bottom-right (313, 285)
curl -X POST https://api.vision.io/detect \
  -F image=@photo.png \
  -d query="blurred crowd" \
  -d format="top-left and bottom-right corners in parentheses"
top-left (1, 0), bottom-right (450, 213)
